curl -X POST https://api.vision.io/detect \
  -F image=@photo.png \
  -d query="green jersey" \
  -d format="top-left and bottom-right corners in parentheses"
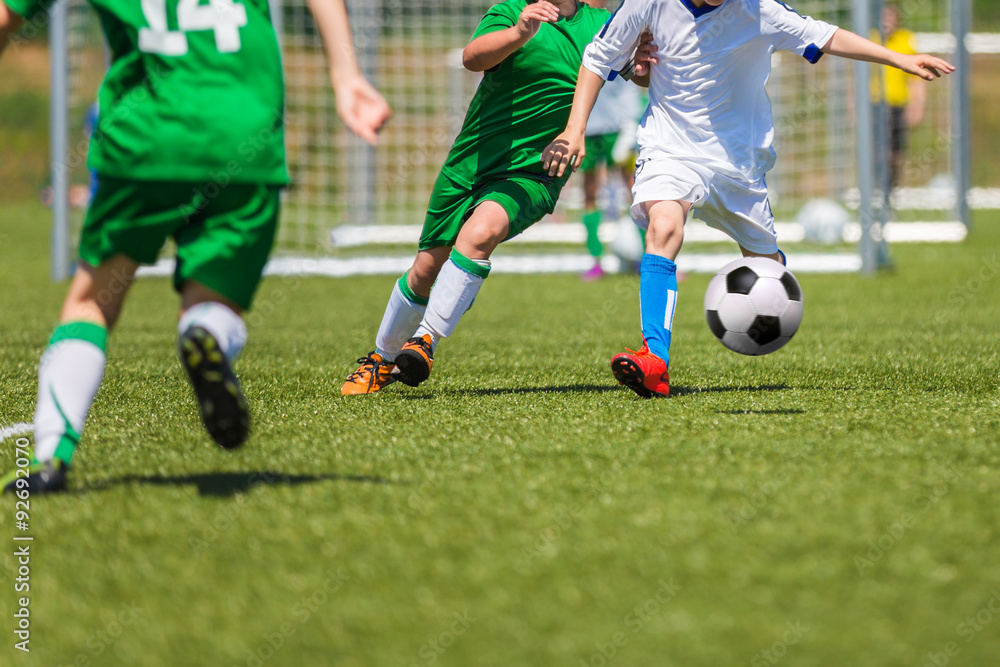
top-left (8, 0), bottom-right (287, 184)
top-left (442, 0), bottom-right (610, 187)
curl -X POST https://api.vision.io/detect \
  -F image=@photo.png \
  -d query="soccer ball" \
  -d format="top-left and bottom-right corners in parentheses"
top-left (610, 215), bottom-right (644, 265)
top-left (796, 198), bottom-right (849, 245)
top-left (703, 257), bottom-right (803, 356)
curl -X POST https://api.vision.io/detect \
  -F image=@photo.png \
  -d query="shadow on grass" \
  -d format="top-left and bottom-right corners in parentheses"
top-left (442, 384), bottom-right (622, 397)
top-left (83, 470), bottom-right (393, 497)
top-left (400, 384), bottom-right (791, 399)
top-left (720, 408), bottom-right (806, 415)
top-left (672, 384), bottom-right (792, 397)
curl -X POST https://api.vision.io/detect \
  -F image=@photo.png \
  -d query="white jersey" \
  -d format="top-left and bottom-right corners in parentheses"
top-left (587, 75), bottom-right (643, 137)
top-left (582, 0), bottom-right (838, 181)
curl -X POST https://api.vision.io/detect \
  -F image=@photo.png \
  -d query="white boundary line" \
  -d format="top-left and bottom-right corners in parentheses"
top-left (916, 32), bottom-right (1000, 55)
top-left (329, 220), bottom-right (967, 249)
top-left (0, 423), bottom-right (33, 443)
top-left (136, 251), bottom-right (862, 279)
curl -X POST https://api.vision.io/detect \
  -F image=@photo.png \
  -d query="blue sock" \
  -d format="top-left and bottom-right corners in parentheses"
top-left (639, 254), bottom-right (678, 366)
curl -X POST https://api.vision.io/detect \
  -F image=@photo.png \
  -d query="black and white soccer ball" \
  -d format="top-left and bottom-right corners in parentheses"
top-left (703, 257), bottom-right (803, 356)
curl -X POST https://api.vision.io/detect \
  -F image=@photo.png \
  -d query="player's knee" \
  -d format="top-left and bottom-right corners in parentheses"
top-left (645, 216), bottom-right (683, 253)
top-left (459, 214), bottom-right (508, 253)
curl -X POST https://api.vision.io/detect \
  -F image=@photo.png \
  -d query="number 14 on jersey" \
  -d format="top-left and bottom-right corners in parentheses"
top-left (140, 0), bottom-right (248, 56)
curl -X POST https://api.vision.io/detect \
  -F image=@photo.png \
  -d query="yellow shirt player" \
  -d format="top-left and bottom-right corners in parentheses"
top-left (873, 5), bottom-right (927, 187)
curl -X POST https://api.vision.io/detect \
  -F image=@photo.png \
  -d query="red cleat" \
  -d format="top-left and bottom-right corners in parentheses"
top-left (610, 342), bottom-right (670, 398)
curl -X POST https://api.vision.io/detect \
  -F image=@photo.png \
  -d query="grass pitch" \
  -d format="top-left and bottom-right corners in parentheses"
top-left (1, 201), bottom-right (999, 666)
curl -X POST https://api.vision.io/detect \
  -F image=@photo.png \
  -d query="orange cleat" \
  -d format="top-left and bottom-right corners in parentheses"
top-left (610, 342), bottom-right (670, 398)
top-left (395, 334), bottom-right (434, 387)
top-left (342, 352), bottom-right (397, 395)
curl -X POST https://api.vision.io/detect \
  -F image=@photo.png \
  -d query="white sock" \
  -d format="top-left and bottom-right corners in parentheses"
top-left (415, 251), bottom-right (491, 349)
top-left (178, 302), bottom-right (247, 363)
top-left (33, 322), bottom-right (108, 465)
top-left (375, 274), bottom-right (428, 362)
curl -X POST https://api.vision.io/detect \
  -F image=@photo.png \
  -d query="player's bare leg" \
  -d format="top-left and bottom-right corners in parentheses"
top-left (645, 199), bottom-right (687, 261)
top-left (342, 246), bottom-right (451, 395)
top-left (407, 246), bottom-right (451, 298)
top-left (611, 199), bottom-right (688, 398)
top-left (396, 202), bottom-right (508, 387)
top-left (62, 254), bottom-right (139, 328)
top-left (177, 281), bottom-right (250, 448)
top-left (581, 167), bottom-right (605, 281)
top-left (2, 255), bottom-right (138, 494)
top-left (453, 201), bottom-right (510, 260)
top-left (740, 245), bottom-right (785, 266)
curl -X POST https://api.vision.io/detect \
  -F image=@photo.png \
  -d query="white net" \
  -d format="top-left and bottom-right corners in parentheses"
top-left (767, 0), bottom-right (958, 222)
top-left (58, 0), bottom-right (965, 265)
top-left (63, 0), bottom-right (105, 235)
top-left (277, 0), bottom-right (490, 252)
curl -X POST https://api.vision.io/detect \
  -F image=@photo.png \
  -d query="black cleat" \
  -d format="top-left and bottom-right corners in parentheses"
top-left (179, 326), bottom-right (250, 449)
top-left (2, 460), bottom-right (68, 495)
top-left (395, 334), bottom-right (434, 387)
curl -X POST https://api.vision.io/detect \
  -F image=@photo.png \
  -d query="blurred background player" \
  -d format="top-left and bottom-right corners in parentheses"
top-left (874, 4), bottom-right (927, 190)
top-left (0, 0), bottom-right (390, 493)
top-left (38, 101), bottom-right (98, 210)
top-left (543, 0), bottom-right (953, 399)
top-left (578, 0), bottom-right (643, 282)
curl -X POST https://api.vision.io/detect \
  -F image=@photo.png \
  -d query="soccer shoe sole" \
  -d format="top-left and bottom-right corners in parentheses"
top-left (2, 460), bottom-right (68, 495)
top-left (612, 356), bottom-right (669, 397)
top-left (179, 327), bottom-right (250, 449)
top-left (395, 350), bottom-right (431, 388)
top-left (610, 356), bottom-right (654, 398)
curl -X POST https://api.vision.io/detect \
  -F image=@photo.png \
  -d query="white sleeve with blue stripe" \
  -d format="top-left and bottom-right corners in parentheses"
top-left (759, 0), bottom-right (839, 63)
top-left (582, 0), bottom-right (649, 81)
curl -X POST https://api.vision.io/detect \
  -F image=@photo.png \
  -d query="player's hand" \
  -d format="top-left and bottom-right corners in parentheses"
top-left (334, 74), bottom-right (392, 146)
top-left (897, 53), bottom-right (955, 81)
top-left (542, 129), bottom-right (586, 178)
top-left (517, 1), bottom-right (560, 40)
top-left (633, 30), bottom-right (658, 78)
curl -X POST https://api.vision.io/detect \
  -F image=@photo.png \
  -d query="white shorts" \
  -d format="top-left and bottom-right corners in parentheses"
top-left (629, 158), bottom-right (778, 255)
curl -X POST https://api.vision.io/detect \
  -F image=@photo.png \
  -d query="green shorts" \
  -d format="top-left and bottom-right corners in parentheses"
top-left (419, 171), bottom-right (564, 250)
top-left (81, 176), bottom-right (281, 310)
top-left (581, 133), bottom-right (619, 172)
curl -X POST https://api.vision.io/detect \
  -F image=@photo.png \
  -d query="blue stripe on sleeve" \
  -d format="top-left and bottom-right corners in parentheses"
top-left (770, 0), bottom-right (805, 18)
top-left (599, 0), bottom-right (626, 38)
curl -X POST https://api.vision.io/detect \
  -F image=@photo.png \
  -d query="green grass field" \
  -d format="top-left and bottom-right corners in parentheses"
top-left (0, 201), bottom-right (998, 666)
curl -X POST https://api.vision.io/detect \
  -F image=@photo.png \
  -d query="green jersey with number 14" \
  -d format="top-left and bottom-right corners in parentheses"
top-left (6, 0), bottom-right (287, 184)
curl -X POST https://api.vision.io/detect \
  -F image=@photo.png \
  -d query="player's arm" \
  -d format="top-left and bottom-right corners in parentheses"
top-left (462, 1), bottom-right (560, 72)
top-left (542, 0), bottom-right (650, 177)
top-left (542, 67), bottom-right (603, 177)
top-left (821, 28), bottom-right (954, 81)
top-left (901, 33), bottom-right (927, 127)
top-left (906, 76), bottom-right (927, 127)
top-left (629, 31), bottom-right (657, 88)
top-left (306, 0), bottom-right (391, 145)
top-left (543, 49), bottom-right (653, 176)
top-left (0, 1), bottom-right (25, 58)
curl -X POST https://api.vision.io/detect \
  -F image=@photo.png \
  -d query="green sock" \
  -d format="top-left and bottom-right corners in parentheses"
top-left (583, 209), bottom-right (603, 259)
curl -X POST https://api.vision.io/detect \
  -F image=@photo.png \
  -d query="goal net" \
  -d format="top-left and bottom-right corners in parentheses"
top-left (52, 0), bottom-right (969, 277)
